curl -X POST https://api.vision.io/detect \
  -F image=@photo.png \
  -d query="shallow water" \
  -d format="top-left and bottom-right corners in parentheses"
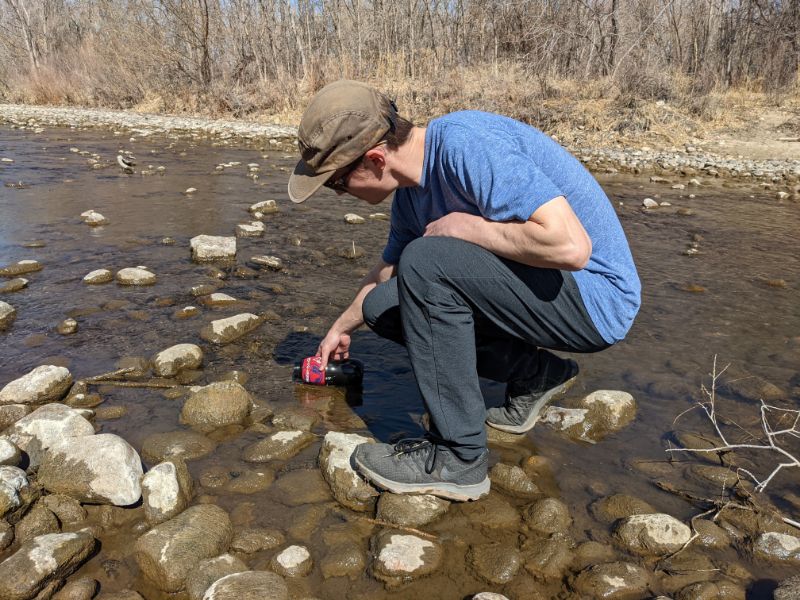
top-left (1, 126), bottom-right (799, 598)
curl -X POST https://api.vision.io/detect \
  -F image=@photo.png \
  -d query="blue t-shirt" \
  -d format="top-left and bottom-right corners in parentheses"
top-left (382, 111), bottom-right (641, 344)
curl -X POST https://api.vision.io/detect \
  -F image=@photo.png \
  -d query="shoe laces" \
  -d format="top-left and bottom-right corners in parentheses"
top-left (392, 434), bottom-right (444, 474)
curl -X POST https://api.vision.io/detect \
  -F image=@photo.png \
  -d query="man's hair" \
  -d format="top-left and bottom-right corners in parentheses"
top-left (380, 97), bottom-right (414, 148)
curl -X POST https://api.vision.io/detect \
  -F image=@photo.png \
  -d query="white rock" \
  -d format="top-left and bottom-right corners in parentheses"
top-left (642, 198), bottom-right (659, 209)
top-left (236, 222), bottom-right (265, 237)
top-left (344, 213), bottom-right (366, 224)
top-left (272, 545), bottom-right (312, 577)
top-left (0, 365), bottom-right (73, 405)
top-left (200, 313), bottom-right (262, 345)
top-left (81, 210), bottom-right (108, 226)
top-left (0, 438), bottom-right (21, 466)
top-left (473, 594), bottom-right (511, 600)
top-left (191, 235), bottom-right (237, 262)
top-left (5, 403), bottom-right (94, 467)
top-left (83, 269), bottom-right (113, 284)
top-left (318, 432), bottom-right (378, 512)
top-left (185, 187), bottom-right (197, 194)
top-left (777, 191), bottom-right (790, 200)
top-left (205, 293), bottom-right (236, 306)
top-left (249, 200), bottom-right (278, 214)
top-left (152, 343), bottom-right (204, 377)
top-left (753, 532), bottom-right (800, 563)
top-left (377, 534), bottom-right (437, 573)
top-left (0, 465), bottom-right (28, 517)
top-left (38, 433), bottom-right (144, 505)
top-left (116, 267), bottom-right (157, 285)
top-left (141, 460), bottom-right (192, 524)
top-left (202, 571), bottom-right (288, 600)
top-left (0, 301), bottom-right (16, 331)
top-left (614, 513), bottom-right (692, 555)
top-left (250, 255), bottom-right (282, 270)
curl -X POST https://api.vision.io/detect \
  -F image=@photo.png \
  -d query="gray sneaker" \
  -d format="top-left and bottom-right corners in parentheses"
top-left (352, 437), bottom-right (490, 502)
top-left (486, 354), bottom-right (579, 434)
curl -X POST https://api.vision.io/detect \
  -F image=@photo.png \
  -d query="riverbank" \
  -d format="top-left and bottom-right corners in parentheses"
top-left (1, 102), bottom-right (798, 195)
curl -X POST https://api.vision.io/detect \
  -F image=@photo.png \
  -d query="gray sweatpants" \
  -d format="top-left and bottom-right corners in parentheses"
top-left (362, 236), bottom-right (608, 460)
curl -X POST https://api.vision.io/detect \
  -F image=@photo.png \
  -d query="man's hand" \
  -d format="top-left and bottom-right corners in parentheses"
top-left (317, 329), bottom-right (351, 369)
top-left (423, 212), bottom-right (479, 239)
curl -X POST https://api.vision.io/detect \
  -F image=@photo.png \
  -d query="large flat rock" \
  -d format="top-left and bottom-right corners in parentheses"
top-left (0, 365), bottom-right (73, 405)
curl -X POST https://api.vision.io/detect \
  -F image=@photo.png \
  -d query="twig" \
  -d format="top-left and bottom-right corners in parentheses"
top-left (88, 380), bottom-right (181, 389)
top-left (331, 506), bottom-right (437, 541)
top-left (83, 367), bottom-right (137, 382)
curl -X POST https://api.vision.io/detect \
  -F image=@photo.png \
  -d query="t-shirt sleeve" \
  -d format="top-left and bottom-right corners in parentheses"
top-left (381, 193), bottom-right (419, 265)
top-left (442, 128), bottom-right (564, 222)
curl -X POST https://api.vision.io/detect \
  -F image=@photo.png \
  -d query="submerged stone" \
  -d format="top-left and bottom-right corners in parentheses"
top-left (0, 278), bottom-right (27, 293)
top-left (180, 381), bottom-right (251, 433)
top-left (190, 235), bottom-right (236, 262)
top-left (185, 554), bottom-right (247, 600)
top-left (614, 513), bottom-right (692, 556)
top-left (270, 545), bottom-right (313, 577)
top-left (572, 561), bottom-right (650, 599)
top-left (590, 494), bottom-right (656, 524)
top-left (202, 571), bottom-right (288, 600)
top-left (152, 343), bottom-right (203, 377)
top-left (752, 531), bottom-right (800, 564)
top-left (524, 498), bottom-right (572, 534)
top-left (56, 318), bottom-right (78, 335)
top-left (372, 531), bottom-right (443, 586)
top-left (116, 267), bottom-right (156, 286)
top-left (200, 313), bottom-right (262, 344)
top-left (489, 463), bottom-right (540, 498)
top-left (242, 430), bottom-right (315, 462)
top-left (141, 430), bottom-right (217, 463)
top-left (468, 541), bottom-right (521, 585)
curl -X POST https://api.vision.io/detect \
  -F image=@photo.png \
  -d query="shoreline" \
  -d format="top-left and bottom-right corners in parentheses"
top-left (1, 103), bottom-right (798, 190)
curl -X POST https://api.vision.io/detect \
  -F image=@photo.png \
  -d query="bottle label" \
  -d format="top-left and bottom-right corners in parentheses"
top-left (301, 356), bottom-right (326, 385)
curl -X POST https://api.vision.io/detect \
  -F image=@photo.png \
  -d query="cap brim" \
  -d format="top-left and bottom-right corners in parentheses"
top-left (288, 159), bottom-right (335, 203)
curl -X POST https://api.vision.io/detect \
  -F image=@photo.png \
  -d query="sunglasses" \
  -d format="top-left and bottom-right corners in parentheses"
top-left (324, 158), bottom-right (362, 193)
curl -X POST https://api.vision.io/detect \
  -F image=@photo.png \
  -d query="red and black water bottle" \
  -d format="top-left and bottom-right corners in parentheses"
top-left (292, 356), bottom-right (364, 387)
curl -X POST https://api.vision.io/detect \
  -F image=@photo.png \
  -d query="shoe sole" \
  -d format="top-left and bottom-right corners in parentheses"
top-left (486, 372), bottom-right (578, 434)
top-left (353, 456), bottom-right (490, 502)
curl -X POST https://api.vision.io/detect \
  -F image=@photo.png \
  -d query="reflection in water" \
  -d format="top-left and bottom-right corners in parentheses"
top-left (1, 126), bottom-right (799, 596)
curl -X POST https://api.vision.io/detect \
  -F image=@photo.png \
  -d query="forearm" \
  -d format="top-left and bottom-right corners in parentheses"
top-left (331, 259), bottom-right (396, 333)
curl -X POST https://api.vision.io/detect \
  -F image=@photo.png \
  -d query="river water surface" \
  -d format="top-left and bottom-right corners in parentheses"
top-left (1, 125), bottom-right (798, 599)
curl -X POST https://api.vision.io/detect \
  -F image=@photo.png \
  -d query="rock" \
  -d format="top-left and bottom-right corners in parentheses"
top-left (0, 365), bottom-right (73, 405)
top-left (0, 301), bottom-right (16, 331)
top-left (236, 222), bottom-right (265, 237)
top-left (95, 590), bottom-right (143, 600)
top-left (0, 438), bottom-right (21, 466)
top-left (344, 213), bottom-right (366, 224)
top-left (84, 269), bottom-right (114, 285)
top-left (5, 403), bottom-right (94, 467)
top-left (175, 306), bottom-right (200, 319)
top-left (489, 463), bottom-right (540, 498)
top-left (249, 255), bottom-right (283, 270)
top-left (249, 200), bottom-right (278, 214)
top-left (1, 466), bottom-right (29, 518)
top-left (542, 390), bottom-right (636, 443)
top-left (468, 541), bottom-right (521, 585)
top-left (271, 406), bottom-right (319, 431)
top-left (242, 430), bottom-right (315, 462)
top-left (524, 498), bottom-right (572, 534)
top-left (222, 468), bottom-right (275, 495)
top-left (523, 534), bottom-right (573, 580)
top-left (775, 575), bottom-right (800, 600)
top-left (180, 381), bottom-right (251, 433)
top-left (0, 260), bottom-right (42, 277)
top-left (40, 494), bottom-right (86, 525)
top-left (38, 433), bottom-right (144, 506)
top-left (152, 343), bottom-right (203, 377)
top-left (722, 373), bottom-right (784, 403)
top-left (318, 432), bottom-right (379, 512)
top-left (674, 580), bottom-right (744, 600)
top-left (590, 494), bottom-right (656, 524)
top-left (201, 571), bottom-right (288, 600)
top-left (230, 528), bottom-right (284, 553)
top-left (15, 503), bottom-right (60, 543)
top-left (0, 404), bottom-right (31, 430)
top-left (184, 187), bottom-right (197, 194)
top-left (190, 235), bottom-right (236, 262)
top-left (339, 243), bottom-right (365, 259)
top-left (321, 544), bottom-right (366, 580)
top-left (185, 554), bottom-right (247, 600)
top-left (692, 519), bottom-right (731, 549)
top-left (116, 267), bottom-right (156, 285)
top-left (376, 493), bottom-right (450, 527)
top-left (462, 493), bottom-right (522, 530)
top-left (642, 198), bottom-right (659, 208)
top-left (473, 594), bottom-right (510, 600)
top-left (0, 531), bottom-right (97, 600)
top-left (270, 545), bottom-right (313, 577)
top-left (271, 469), bottom-right (330, 505)
top-left (94, 406), bottom-right (127, 420)
top-left (81, 210), bottom-right (108, 226)
top-left (572, 561), bottom-right (650, 599)
top-left (751, 531), bottom-right (800, 563)
top-left (372, 531), bottom-right (443, 586)
top-left (134, 504), bottom-right (233, 592)
top-left (51, 577), bottom-right (98, 600)
top-left (200, 293), bottom-right (237, 307)
top-left (0, 278), bottom-right (28, 293)
top-left (141, 430), bottom-right (217, 463)
top-left (0, 519), bottom-right (12, 550)
top-left (200, 313), bottom-right (262, 344)
top-left (614, 513), bottom-right (692, 555)
top-left (286, 504), bottom-right (329, 542)
top-left (57, 318), bottom-right (78, 335)
top-left (142, 459), bottom-right (193, 525)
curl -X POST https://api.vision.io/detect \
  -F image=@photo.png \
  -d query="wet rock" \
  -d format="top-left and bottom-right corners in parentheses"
top-left (376, 493), bottom-right (450, 527)
top-left (489, 463), bottom-right (540, 498)
top-left (722, 372), bottom-right (784, 402)
top-left (6, 403), bottom-right (94, 467)
top-left (180, 381), bottom-right (251, 433)
top-left (687, 464), bottom-right (742, 489)
top-left (81, 210), bottom-right (108, 226)
top-left (134, 504), bottom-right (233, 592)
top-left (271, 469), bottom-right (331, 505)
top-left (524, 498), bottom-right (572, 534)
top-left (321, 544), bottom-right (366, 580)
top-left (142, 459), bottom-right (193, 525)
top-left (15, 503), bottom-right (60, 543)
top-left (642, 198), bottom-right (659, 208)
top-left (691, 519), bottom-right (730, 550)
top-left (249, 199), bottom-right (278, 214)
top-left (372, 531), bottom-right (443, 587)
top-left (0, 260), bottom-right (42, 277)
top-left (184, 187), bottom-right (197, 194)
top-left (202, 571), bottom-right (288, 600)
top-left (57, 318), bottom-right (78, 335)
top-left (190, 235), bottom-right (236, 262)
top-left (175, 306), bottom-right (200, 319)
top-left (675, 580), bottom-right (745, 600)
top-left (0, 365), bottom-right (73, 405)
top-left (775, 575), bottom-right (800, 600)
top-left (1, 278), bottom-right (28, 293)
top-left (242, 430), bottom-right (315, 462)
top-left (338, 243), bottom-right (366, 259)
top-left (95, 590), bottom-right (143, 600)
top-left (0, 531), bottom-right (97, 600)
top-left (116, 267), bottom-right (157, 286)
top-left (287, 504), bottom-right (330, 542)
top-left (0, 404), bottom-right (32, 429)
top-left (185, 554), bottom-right (247, 600)
top-left (523, 534), bottom-right (574, 580)
top-left (272, 406), bottom-right (319, 431)
top-left (614, 513), bottom-right (691, 555)
top-left (590, 494), bottom-right (656, 524)
top-left (222, 468), bottom-right (275, 495)
top-left (0, 438), bottom-right (21, 466)
top-left (318, 432), bottom-right (379, 512)
top-left (140, 430), bottom-right (217, 463)
top-left (94, 406), bottom-right (127, 420)
top-left (542, 390), bottom-right (636, 442)
top-left (473, 595), bottom-right (510, 600)
top-left (152, 343), bottom-right (203, 377)
top-left (751, 531), bottom-right (800, 563)
top-left (572, 561), bottom-right (650, 599)
top-left (200, 313), bottom-right (262, 344)
top-left (230, 527), bottom-right (284, 553)
top-left (0, 519), bottom-right (12, 550)
top-left (38, 433), bottom-right (144, 506)
top-left (200, 293), bottom-right (238, 307)
top-left (40, 494), bottom-right (87, 525)
top-left (0, 301), bottom-right (16, 330)
top-left (83, 268), bottom-right (114, 285)
top-left (462, 493), bottom-right (522, 530)
top-left (468, 541), bottom-right (521, 585)
top-left (51, 577), bottom-right (98, 600)
top-left (236, 222), bottom-right (265, 237)
top-left (271, 545), bottom-right (313, 577)
top-left (343, 213), bottom-right (366, 224)
top-left (250, 255), bottom-right (283, 270)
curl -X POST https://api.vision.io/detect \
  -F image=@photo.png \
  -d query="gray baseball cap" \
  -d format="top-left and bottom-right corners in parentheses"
top-left (288, 80), bottom-right (395, 203)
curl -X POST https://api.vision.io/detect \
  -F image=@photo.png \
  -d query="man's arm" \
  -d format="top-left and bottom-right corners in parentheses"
top-left (317, 258), bottom-right (397, 367)
top-left (423, 196), bottom-right (592, 270)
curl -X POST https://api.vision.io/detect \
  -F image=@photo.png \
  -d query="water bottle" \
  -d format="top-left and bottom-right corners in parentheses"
top-left (292, 356), bottom-right (364, 387)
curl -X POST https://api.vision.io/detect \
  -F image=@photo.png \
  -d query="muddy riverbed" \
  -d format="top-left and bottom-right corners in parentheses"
top-left (1, 125), bottom-right (799, 599)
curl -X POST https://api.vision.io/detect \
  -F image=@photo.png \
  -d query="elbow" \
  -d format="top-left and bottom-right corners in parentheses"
top-left (563, 238), bottom-right (592, 271)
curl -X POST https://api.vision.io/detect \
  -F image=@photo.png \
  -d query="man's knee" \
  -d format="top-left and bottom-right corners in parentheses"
top-left (362, 287), bottom-right (382, 330)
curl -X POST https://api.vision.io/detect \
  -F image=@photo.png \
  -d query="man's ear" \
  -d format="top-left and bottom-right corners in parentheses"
top-left (363, 145), bottom-right (386, 170)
